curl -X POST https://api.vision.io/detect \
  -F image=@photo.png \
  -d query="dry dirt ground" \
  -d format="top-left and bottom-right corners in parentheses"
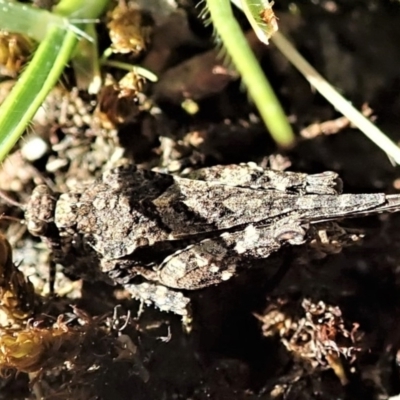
top-left (1, 0), bottom-right (400, 399)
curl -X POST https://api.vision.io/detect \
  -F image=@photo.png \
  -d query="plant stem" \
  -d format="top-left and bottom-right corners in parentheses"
top-left (205, 0), bottom-right (295, 147)
top-left (271, 31), bottom-right (400, 164)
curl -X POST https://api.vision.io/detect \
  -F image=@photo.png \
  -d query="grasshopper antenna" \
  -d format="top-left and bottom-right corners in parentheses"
top-left (0, 191), bottom-right (25, 210)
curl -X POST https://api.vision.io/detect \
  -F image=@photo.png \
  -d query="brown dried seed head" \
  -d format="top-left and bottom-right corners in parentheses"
top-left (0, 234), bottom-right (36, 321)
top-left (107, 4), bottom-right (153, 55)
top-left (0, 32), bottom-right (33, 77)
top-left (96, 71), bottom-right (146, 127)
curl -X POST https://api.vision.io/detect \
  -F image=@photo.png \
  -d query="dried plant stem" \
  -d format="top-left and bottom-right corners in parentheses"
top-left (231, 0), bottom-right (400, 164)
top-left (270, 31), bottom-right (400, 164)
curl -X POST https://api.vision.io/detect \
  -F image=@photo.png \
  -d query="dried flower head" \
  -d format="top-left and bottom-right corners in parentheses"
top-left (256, 297), bottom-right (363, 385)
top-left (96, 72), bottom-right (147, 127)
top-left (0, 32), bottom-right (33, 77)
top-left (107, 1), bottom-right (153, 55)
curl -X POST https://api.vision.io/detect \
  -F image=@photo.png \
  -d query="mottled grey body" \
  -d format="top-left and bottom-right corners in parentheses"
top-left (25, 163), bottom-right (400, 316)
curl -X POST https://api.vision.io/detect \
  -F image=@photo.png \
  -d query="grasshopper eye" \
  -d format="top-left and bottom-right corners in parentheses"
top-left (25, 185), bottom-right (57, 237)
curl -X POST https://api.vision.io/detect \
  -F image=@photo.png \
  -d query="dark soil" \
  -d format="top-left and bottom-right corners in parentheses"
top-left (2, 0), bottom-right (400, 399)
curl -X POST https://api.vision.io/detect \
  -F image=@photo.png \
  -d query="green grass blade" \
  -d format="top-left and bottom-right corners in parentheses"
top-left (0, 0), bottom-right (59, 41)
top-left (0, 27), bottom-right (76, 161)
top-left (0, 0), bottom-right (109, 163)
top-left (205, 0), bottom-right (295, 147)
